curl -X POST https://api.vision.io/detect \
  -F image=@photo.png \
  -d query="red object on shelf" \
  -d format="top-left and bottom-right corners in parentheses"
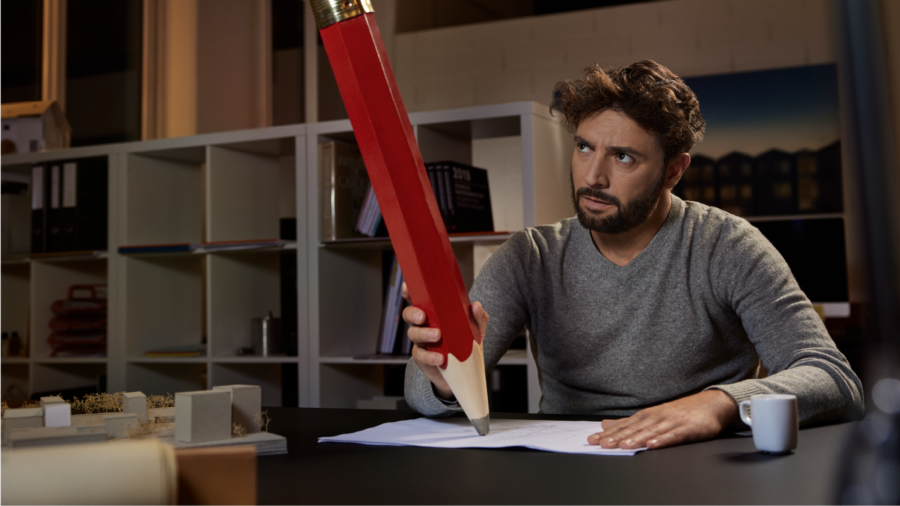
top-left (319, 13), bottom-right (481, 366)
top-left (47, 284), bottom-right (108, 357)
top-left (50, 284), bottom-right (107, 316)
top-left (48, 331), bottom-right (107, 346)
top-left (49, 315), bottom-right (107, 331)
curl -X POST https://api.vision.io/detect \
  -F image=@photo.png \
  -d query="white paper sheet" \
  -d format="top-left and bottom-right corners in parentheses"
top-left (319, 418), bottom-right (647, 456)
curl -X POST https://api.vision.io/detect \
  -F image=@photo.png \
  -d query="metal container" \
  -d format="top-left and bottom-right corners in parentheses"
top-left (252, 311), bottom-right (282, 356)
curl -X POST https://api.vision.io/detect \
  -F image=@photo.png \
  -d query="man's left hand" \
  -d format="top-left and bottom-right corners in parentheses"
top-left (588, 389), bottom-right (739, 450)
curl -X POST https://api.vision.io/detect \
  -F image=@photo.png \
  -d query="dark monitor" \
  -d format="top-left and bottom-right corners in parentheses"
top-left (752, 218), bottom-right (849, 303)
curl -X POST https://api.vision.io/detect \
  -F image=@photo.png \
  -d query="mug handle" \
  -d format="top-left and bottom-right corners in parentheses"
top-left (739, 400), bottom-right (753, 426)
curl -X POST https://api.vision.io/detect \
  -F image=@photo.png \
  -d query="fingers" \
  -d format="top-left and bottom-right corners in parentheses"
top-left (401, 282), bottom-right (410, 303)
top-left (407, 324), bottom-right (440, 345)
top-left (402, 305), bottom-right (426, 326)
top-left (600, 419), bottom-right (619, 430)
top-left (470, 301), bottom-right (490, 333)
top-left (412, 342), bottom-right (445, 368)
top-left (588, 414), bottom-right (659, 449)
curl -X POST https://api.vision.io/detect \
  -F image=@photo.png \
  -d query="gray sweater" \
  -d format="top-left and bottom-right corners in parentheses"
top-left (405, 197), bottom-right (864, 425)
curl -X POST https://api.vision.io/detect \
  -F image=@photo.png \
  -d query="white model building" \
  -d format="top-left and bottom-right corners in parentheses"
top-left (0, 101), bottom-right (70, 154)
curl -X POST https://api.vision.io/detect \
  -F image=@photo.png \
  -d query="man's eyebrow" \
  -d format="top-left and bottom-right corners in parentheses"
top-left (574, 136), bottom-right (594, 149)
top-left (606, 145), bottom-right (645, 158)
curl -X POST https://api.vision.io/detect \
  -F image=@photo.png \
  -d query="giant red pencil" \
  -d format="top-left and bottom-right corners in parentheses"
top-left (308, 0), bottom-right (490, 435)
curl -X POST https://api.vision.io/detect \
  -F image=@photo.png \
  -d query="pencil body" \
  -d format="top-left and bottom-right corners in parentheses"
top-left (312, 3), bottom-right (490, 434)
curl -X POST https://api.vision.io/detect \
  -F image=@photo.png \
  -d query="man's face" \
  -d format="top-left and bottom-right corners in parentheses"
top-left (571, 109), bottom-right (667, 235)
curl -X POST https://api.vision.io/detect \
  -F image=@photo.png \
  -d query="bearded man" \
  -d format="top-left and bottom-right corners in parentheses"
top-left (403, 60), bottom-right (863, 449)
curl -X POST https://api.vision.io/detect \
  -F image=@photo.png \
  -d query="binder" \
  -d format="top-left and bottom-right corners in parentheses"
top-left (30, 164), bottom-right (47, 253)
top-left (57, 157), bottom-right (108, 252)
top-left (46, 164), bottom-right (64, 252)
top-left (1, 179), bottom-right (31, 256)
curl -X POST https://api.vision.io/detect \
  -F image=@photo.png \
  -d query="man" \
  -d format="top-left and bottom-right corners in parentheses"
top-left (403, 60), bottom-right (864, 450)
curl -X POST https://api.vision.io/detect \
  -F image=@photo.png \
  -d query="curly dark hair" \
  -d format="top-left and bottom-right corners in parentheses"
top-left (551, 60), bottom-right (706, 162)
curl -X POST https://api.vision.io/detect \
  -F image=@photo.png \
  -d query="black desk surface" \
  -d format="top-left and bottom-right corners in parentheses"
top-left (259, 408), bottom-right (855, 504)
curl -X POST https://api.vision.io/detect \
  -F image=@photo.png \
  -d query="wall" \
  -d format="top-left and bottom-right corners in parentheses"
top-left (391, 0), bottom-right (885, 301)
top-left (393, 0), bottom-right (837, 112)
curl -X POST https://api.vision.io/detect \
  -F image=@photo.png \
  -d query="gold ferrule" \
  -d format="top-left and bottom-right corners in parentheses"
top-left (307, 0), bottom-right (374, 30)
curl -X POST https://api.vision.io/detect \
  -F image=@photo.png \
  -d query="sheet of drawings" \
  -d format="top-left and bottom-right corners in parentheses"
top-left (319, 418), bottom-right (647, 456)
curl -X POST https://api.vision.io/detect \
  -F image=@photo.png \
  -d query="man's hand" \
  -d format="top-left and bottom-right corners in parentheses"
top-left (588, 389), bottom-right (738, 450)
top-left (401, 282), bottom-right (489, 401)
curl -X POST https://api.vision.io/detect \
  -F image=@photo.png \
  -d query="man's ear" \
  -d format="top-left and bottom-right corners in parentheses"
top-left (664, 153), bottom-right (691, 190)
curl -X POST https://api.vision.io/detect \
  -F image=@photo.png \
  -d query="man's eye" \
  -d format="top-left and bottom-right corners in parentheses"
top-left (577, 143), bottom-right (590, 152)
top-left (616, 153), bottom-right (634, 163)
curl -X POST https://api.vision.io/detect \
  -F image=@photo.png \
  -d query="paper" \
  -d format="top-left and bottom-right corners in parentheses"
top-left (319, 418), bottom-right (647, 456)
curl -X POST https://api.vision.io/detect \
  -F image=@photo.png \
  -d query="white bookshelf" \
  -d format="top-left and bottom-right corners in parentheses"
top-left (1, 102), bottom-right (572, 412)
top-left (306, 102), bottom-right (573, 412)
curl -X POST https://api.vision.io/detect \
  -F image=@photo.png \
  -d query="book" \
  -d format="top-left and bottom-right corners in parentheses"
top-left (320, 141), bottom-right (370, 241)
top-left (425, 161), bottom-right (494, 234)
top-left (355, 184), bottom-right (387, 237)
top-left (144, 344), bottom-right (206, 358)
top-left (119, 243), bottom-right (195, 254)
top-left (376, 257), bottom-right (405, 355)
top-left (196, 239), bottom-right (285, 252)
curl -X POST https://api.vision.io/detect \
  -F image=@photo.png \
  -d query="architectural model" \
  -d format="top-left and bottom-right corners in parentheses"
top-left (0, 384), bottom-right (286, 455)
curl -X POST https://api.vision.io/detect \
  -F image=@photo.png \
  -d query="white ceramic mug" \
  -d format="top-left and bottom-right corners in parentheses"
top-left (739, 394), bottom-right (799, 453)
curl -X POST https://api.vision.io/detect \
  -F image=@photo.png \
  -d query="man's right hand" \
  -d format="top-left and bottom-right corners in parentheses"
top-left (401, 282), bottom-right (491, 402)
top-left (401, 282), bottom-right (455, 399)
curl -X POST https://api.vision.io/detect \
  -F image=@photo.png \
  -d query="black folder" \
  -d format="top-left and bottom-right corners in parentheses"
top-left (30, 164), bottom-right (48, 254)
top-left (46, 164), bottom-right (64, 252)
top-left (58, 157), bottom-right (108, 252)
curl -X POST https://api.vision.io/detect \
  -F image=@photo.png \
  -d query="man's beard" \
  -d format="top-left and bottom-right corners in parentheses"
top-left (571, 169), bottom-right (666, 235)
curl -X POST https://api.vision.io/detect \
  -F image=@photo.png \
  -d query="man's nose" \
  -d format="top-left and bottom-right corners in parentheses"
top-left (583, 158), bottom-right (610, 188)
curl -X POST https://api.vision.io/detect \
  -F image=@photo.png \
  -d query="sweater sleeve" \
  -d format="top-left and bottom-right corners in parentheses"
top-left (404, 232), bottom-right (532, 416)
top-left (707, 219), bottom-right (864, 426)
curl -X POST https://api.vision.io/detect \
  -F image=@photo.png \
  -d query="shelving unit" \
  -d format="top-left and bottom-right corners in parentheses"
top-left (4, 102), bottom-right (573, 409)
top-left (2, 123), bottom-right (307, 404)
top-left (1, 100), bottom-right (857, 413)
top-left (305, 102), bottom-right (573, 412)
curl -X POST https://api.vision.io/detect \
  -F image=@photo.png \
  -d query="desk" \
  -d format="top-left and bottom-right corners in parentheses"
top-left (258, 408), bottom-right (855, 504)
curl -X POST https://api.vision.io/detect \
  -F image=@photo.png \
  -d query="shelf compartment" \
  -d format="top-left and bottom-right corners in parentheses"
top-left (416, 117), bottom-right (527, 233)
top-left (1, 363), bottom-right (29, 400)
top-left (30, 258), bottom-right (107, 359)
top-left (124, 153), bottom-right (204, 246)
top-left (206, 142), bottom-right (296, 243)
top-left (31, 362), bottom-right (106, 397)
top-left (124, 256), bottom-right (204, 358)
top-left (2, 262), bottom-right (30, 355)
top-left (318, 248), bottom-right (384, 358)
top-left (126, 362), bottom-right (206, 395)
top-left (209, 363), bottom-right (284, 407)
top-left (207, 251), bottom-right (281, 357)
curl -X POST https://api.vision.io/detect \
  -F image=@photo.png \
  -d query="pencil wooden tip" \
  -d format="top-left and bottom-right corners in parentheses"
top-left (472, 415), bottom-right (490, 436)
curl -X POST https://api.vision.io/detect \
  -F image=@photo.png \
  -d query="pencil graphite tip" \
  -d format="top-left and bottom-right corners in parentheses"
top-left (472, 415), bottom-right (490, 436)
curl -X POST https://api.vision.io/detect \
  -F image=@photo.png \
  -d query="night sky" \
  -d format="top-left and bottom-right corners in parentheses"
top-left (684, 64), bottom-right (841, 159)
